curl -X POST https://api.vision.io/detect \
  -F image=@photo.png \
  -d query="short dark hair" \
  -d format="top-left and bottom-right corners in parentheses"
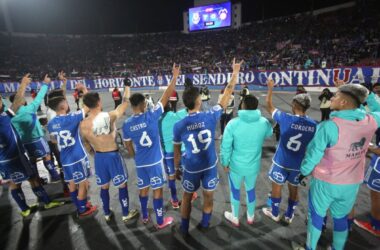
top-left (129, 93), bottom-right (145, 107)
top-left (48, 89), bottom-right (64, 100)
top-left (242, 95), bottom-right (258, 110)
top-left (83, 92), bottom-right (100, 109)
top-left (39, 117), bottom-right (48, 126)
top-left (183, 86), bottom-right (200, 110)
top-left (48, 96), bottom-right (66, 111)
top-left (9, 94), bottom-right (16, 103)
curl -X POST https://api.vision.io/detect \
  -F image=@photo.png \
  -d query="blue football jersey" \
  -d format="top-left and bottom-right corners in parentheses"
top-left (173, 105), bottom-right (222, 173)
top-left (47, 110), bottom-right (87, 166)
top-left (0, 110), bottom-right (25, 162)
top-left (370, 130), bottom-right (380, 167)
top-left (272, 109), bottom-right (317, 170)
top-left (123, 102), bottom-right (164, 167)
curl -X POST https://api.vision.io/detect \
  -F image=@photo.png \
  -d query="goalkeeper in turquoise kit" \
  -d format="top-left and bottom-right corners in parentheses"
top-left (220, 95), bottom-right (273, 226)
top-left (10, 74), bottom-right (61, 181)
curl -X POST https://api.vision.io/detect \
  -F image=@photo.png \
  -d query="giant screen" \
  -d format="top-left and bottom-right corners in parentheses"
top-left (189, 2), bottom-right (231, 32)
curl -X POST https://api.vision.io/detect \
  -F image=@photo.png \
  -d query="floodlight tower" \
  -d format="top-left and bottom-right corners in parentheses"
top-left (0, 0), bottom-right (13, 32)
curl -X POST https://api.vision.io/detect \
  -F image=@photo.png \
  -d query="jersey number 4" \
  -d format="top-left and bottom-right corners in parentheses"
top-left (286, 133), bottom-right (302, 152)
top-left (140, 131), bottom-right (153, 147)
top-left (187, 129), bottom-right (212, 154)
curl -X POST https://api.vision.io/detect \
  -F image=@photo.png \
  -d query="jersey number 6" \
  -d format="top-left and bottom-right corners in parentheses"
top-left (286, 133), bottom-right (302, 152)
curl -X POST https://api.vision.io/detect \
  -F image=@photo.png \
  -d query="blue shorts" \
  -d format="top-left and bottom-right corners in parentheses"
top-left (364, 163), bottom-right (380, 192)
top-left (136, 161), bottom-right (166, 190)
top-left (63, 157), bottom-right (91, 184)
top-left (0, 154), bottom-right (36, 184)
top-left (163, 152), bottom-right (175, 176)
top-left (24, 138), bottom-right (50, 159)
top-left (268, 164), bottom-right (300, 186)
top-left (94, 151), bottom-right (128, 187)
top-left (163, 152), bottom-right (186, 175)
top-left (182, 166), bottom-right (219, 193)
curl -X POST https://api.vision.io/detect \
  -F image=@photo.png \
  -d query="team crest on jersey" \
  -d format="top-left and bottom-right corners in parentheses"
top-left (96, 175), bottom-right (102, 184)
top-left (183, 180), bottom-right (195, 191)
top-left (137, 177), bottom-right (144, 186)
top-left (73, 171), bottom-right (84, 181)
top-left (207, 178), bottom-right (218, 188)
top-left (371, 179), bottom-right (380, 189)
top-left (272, 171), bottom-right (285, 182)
top-left (10, 171), bottom-right (25, 180)
top-left (113, 175), bottom-right (126, 185)
top-left (150, 176), bottom-right (162, 186)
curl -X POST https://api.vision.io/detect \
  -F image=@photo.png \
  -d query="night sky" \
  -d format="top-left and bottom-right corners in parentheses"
top-left (0, 0), bottom-right (354, 34)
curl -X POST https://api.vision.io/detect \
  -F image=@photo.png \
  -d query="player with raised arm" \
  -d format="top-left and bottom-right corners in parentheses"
top-left (173, 58), bottom-right (243, 236)
top-left (262, 79), bottom-right (317, 225)
top-left (47, 83), bottom-right (97, 217)
top-left (10, 74), bottom-right (61, 182)
top-left (123, 63), bottom-right (180, 229)
top-left (0, 74), bottom-right (64, 217)
top-left (80, 81), bottom-right (139, 223)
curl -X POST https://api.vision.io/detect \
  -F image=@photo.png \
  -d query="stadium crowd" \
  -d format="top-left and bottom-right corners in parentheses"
top-left (0, 6), bottom-right (379, 81)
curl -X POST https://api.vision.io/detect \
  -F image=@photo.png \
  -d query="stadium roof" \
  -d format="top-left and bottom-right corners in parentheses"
top-left (0, 0), bottom-right (357, 34)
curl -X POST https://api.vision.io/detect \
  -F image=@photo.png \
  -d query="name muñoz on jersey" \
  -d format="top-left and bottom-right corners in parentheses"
top-left (47, 110), bottom-right (87, 166)
top-left (173, 105), bottom-right (222, 173)
top-left (272, 109), bottom-right (317, 170)
top-left (123, 102), bottom-right (164, 168)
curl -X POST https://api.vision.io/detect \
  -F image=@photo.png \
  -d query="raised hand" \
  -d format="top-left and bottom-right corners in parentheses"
top-left (43, 74), bottom-right (52, 84)
top-left (76, 83), bottom-right (85, 91)
top-left (21, 73), bottom-right (32, 85)
top-left (232, 58), bottom-right (244, 73)
top-left (58, 71), bottom-right (67, 82)
top-left (267, 78), bottom-right (275, 90)
top-left (334, 79), bottom-right (345, 88)
top-left (172, 63), bottom-right (181, 78)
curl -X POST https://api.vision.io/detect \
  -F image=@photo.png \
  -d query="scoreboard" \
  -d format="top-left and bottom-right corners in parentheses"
top-left (188, 2), bottom-right (231, 32)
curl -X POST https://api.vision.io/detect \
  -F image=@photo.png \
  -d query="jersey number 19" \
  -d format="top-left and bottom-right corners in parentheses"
top-left (187, 129), bottom-right (212, 154)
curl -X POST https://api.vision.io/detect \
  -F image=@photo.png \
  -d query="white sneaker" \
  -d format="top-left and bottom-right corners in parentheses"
top-left (283, 213), bottom-right (295, 225)
top-left (224, 211), bottom-right (239, 227)
top-left (104, 210), bottom-right (113, 222)
top-left (247, 212), bottom-right (254, 225)
top-left (262, 207), bottom-right (280, 222)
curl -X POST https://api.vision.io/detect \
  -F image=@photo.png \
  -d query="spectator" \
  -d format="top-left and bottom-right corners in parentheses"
top-left (218, 87), bottom-right (235, 139)
top-left (318, 88), bottom-right (333, 121)
top-left (200, 86), bottom-right (211, 111)
top-left (112, 87), bottom-right (122, 109)
top-left (169, 90), bottom-right (178, 112)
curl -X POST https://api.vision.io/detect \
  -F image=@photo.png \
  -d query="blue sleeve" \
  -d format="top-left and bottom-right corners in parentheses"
top-left (366, 92), bottom-right (380, 112)
top-left (69, 109), bottom-right (85, 124)
top-left (22, 84), bottom-right (49, 113)
top-left (209, 105), bottom-right (223, 123)
top-left (173, 123), bottom-right (181, 144)
top-left (150, 102), bottom-right (164, 120)
top-left (300, 120), bottom-right (338, 176)
top-left (220, 121), bottom-right (233, 167)
top-left (122, 122), bottom-right (131, 141)
top-left (272, 109), bottom-right (287, 123)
